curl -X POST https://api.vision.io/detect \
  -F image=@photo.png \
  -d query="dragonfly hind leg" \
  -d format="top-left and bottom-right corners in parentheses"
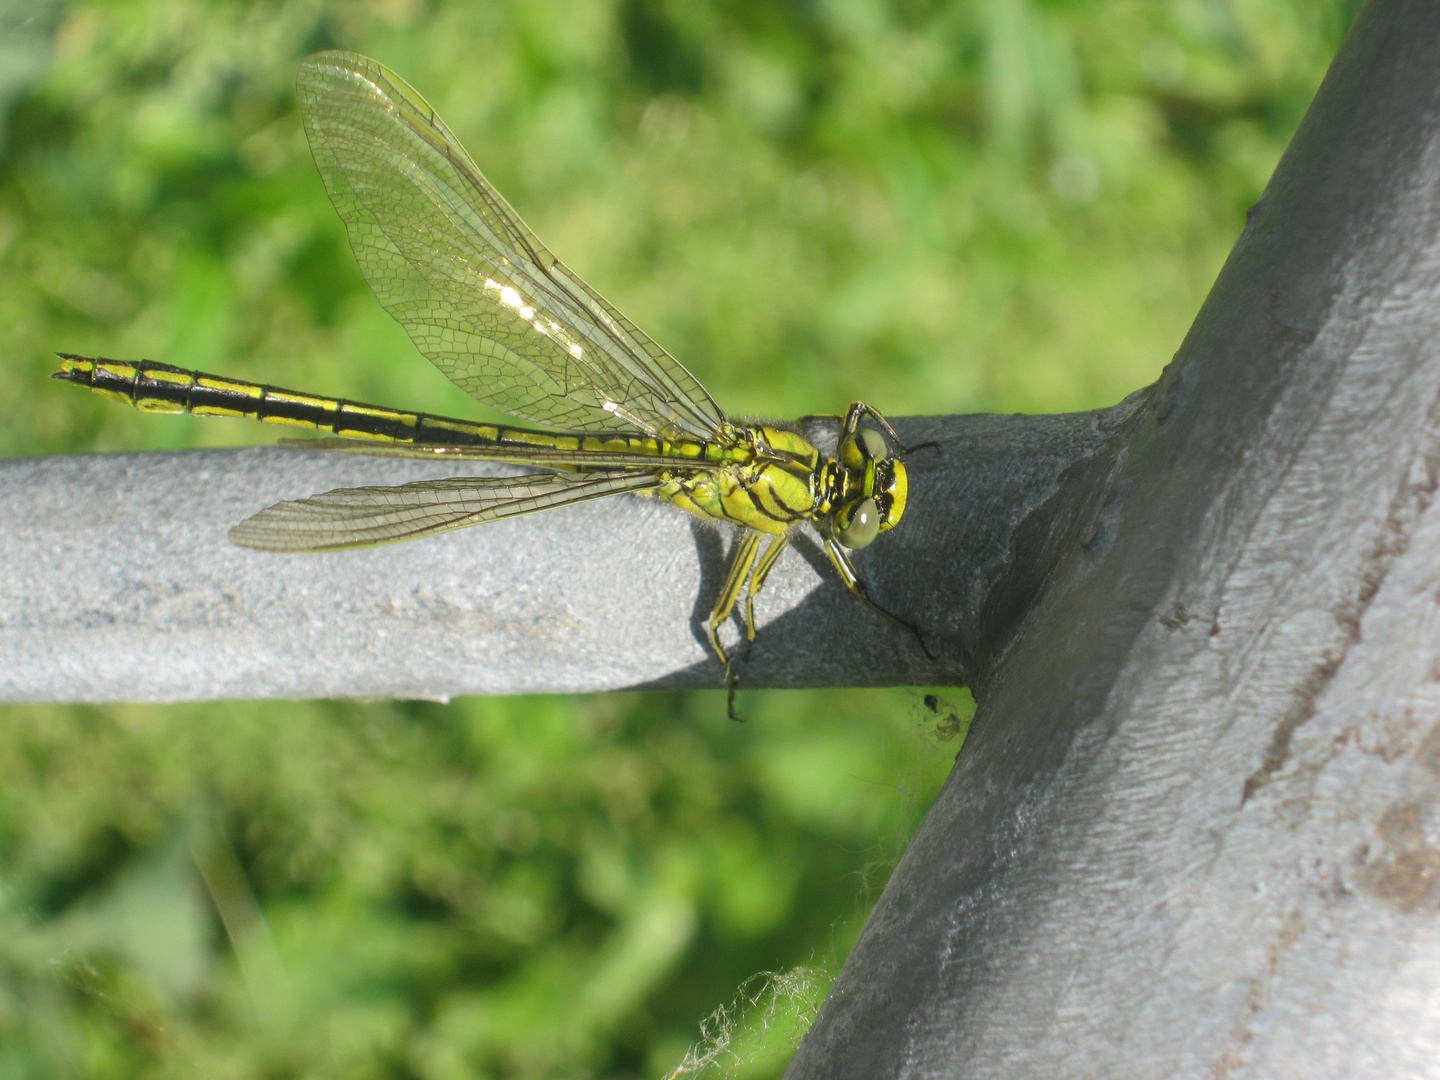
top-left (709, 530), bottom-right (790, 721)
top-left (709, 529), bottom-right (791, 664)
top-left (742, 533), bottom-right (792, 660)
top-left (708, 530), bottom-right (762, 672)
top-left (707, 530), bottom-right (763, 721)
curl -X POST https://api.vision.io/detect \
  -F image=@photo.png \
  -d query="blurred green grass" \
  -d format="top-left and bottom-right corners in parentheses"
top-left (0, 0), bottom-right (1357, 1076)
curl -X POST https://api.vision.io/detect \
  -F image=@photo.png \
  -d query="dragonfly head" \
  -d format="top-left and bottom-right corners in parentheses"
top-left (833, 428), bottom-right (908, 549)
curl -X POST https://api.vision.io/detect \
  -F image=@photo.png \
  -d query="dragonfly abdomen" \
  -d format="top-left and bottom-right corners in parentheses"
top-left (55, 356), bottom-right (484, 443)
top-left (53, 356), bottom-right (682, 461)
top-left (53, 356), bottom-right (746, 477)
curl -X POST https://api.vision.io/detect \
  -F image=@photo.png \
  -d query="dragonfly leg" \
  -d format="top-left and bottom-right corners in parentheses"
top-left (840, 401), bottom-right (936, 454)
top-left (709, 530), bottom-right (762, 672)
top-left (742, 533), bottom-right (792, 660)
top-left (823, 536), bottom-right (936, 659)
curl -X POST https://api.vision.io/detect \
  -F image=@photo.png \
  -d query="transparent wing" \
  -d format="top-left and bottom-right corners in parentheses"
top-left (297, 50), bottom-right (729, 442)
top-left (228, 471), bottom-right (659, 553)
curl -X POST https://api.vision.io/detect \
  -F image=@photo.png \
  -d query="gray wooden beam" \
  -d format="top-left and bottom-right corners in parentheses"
top-left (0, 406), bottom-right (1123, 701)
top-left (786, 0), bottom-right (1440, 1076)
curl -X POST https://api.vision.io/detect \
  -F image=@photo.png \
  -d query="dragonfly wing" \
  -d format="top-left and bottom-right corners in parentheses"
top-left (228, 471), bottom-right (659, 553)
top-left (296, 51), bottom-right (729, 443)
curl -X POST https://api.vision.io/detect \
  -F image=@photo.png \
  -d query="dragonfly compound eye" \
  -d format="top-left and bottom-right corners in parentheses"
top-left (839, 427), bottom-right (889, 469)
top-left (857, 427), bottom-right (888, 461)
top-left (836, 497), bottom-right (881, 549)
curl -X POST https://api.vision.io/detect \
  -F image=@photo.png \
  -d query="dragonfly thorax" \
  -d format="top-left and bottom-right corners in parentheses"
top-left (655, 419), bottom-right (907, 551)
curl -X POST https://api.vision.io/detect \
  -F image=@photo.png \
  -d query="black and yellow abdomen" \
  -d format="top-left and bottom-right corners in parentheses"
top-left (52, 356), bottom-right (741, 470)
top-left (55, 355), bottom-right (497, 443)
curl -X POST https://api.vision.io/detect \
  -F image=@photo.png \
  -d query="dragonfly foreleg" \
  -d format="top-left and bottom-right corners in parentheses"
top-left (840, 401), bottom-right (936, 455)
top-left (822, 536), bottom-right (935, 659)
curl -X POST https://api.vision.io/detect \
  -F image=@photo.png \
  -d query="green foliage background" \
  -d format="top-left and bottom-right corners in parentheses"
top-left (0, 0), bottom-right (1357, 1076)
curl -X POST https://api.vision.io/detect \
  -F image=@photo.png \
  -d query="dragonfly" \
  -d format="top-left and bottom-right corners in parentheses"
top-left (54, 50), bottom-right (925, 708)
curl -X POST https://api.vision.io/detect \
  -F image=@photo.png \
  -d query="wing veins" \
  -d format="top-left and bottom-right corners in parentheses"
top-left (229, 471), bottom-right (660, 552)
top-left (297, 51), bottom-right (729, 442)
